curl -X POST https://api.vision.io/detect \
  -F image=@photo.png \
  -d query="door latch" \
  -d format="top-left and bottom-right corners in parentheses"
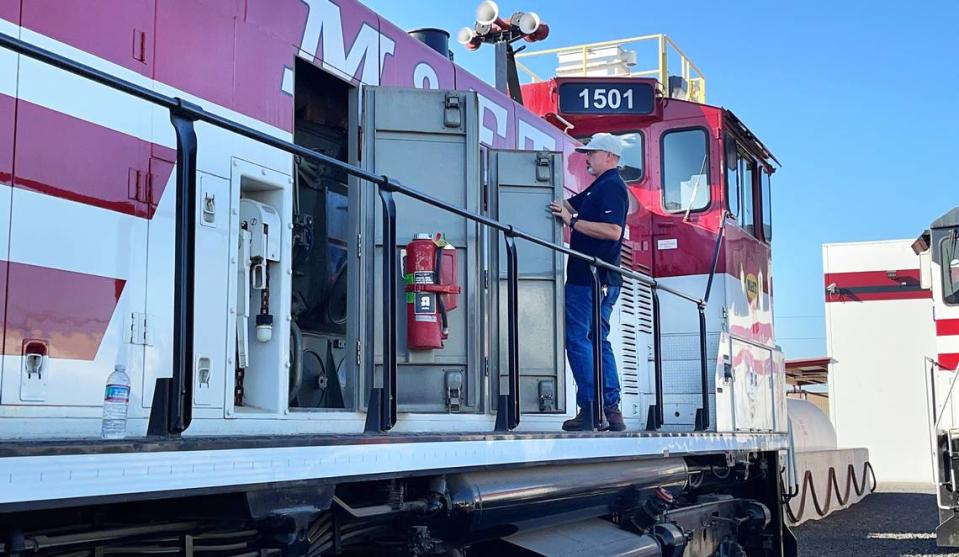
top-left (445, 370), bottom-right (464, 412)
top-left (24, 340), bottom-right (48, 380)
top-left (443, 93), bottom-right (462, 128)
top-left (538, 379), bottom-right (556, 412)
top-left (535, 152), bottom-right (551, 182)
top-left (202, 192), bottom-right (216, 225)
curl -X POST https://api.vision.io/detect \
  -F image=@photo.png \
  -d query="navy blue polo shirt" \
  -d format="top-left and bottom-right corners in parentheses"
top-left (567, 168), bottom-right (628, 286)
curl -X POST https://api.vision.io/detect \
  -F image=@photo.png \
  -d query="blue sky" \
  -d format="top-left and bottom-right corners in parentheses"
top-left (362, 0), bottom-right (957, 359)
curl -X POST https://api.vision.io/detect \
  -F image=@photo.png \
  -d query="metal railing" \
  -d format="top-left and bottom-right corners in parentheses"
top-left (0, 31), bottom-right (715, 436)
top-left (514, 34), bottom-right (706, 103)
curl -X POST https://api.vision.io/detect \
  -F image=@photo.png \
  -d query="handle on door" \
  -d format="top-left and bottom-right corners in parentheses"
top-left (23, 340), bottom-right (49, 379)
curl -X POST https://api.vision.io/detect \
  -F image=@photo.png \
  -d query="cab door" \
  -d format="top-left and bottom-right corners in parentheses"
top-left (722, 134), bottom-right (776, 431)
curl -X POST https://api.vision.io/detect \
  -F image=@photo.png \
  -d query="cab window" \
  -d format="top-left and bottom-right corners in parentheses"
top-left (662, 128), bottom-right (709, 213)
top-left (725, 135), bottom-right (759, 237)
top-left (761, 170), bottom-right (773, 241)
top-left (942, 232), bottom-right (959, 305)
top-left (725, 136), bottom-right (739, 218)
top-left (612, 131), bottom-right (643, 182)
top-left (739, 156), bottom-right (755, 236)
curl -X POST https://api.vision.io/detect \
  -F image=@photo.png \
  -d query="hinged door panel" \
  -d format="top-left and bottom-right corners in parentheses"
top-left (362, 87), bottom-right (482, 413)
top-left (489, 150), bottom-right (565, 414)
top-left (0, 16), bottom-right (16, 401)
top-left (3, 183), bottom-right (148, 409)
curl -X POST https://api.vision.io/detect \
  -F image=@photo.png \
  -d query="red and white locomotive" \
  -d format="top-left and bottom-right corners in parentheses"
top-left (0, 1), bottom-right (791, 555)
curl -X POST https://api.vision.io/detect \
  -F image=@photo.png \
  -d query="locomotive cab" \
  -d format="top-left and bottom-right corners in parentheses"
top-left (524, 74), bottom-right (783, 431)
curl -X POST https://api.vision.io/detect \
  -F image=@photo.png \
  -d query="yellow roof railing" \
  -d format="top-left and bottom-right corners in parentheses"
top-left (514, 34), bottom-right (706, 104)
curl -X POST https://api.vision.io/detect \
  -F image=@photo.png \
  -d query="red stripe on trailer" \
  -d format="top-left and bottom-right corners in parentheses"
top-left (13, 98), bottom-right (175, 219)
top-left (824, 269), bottom-right (931, 303)
top-left (941, 354), bottom-right (959, 372)
top-left (937, 319), bottom-right (959, 337)
top-left (3, 262), bottom-right (124, 360)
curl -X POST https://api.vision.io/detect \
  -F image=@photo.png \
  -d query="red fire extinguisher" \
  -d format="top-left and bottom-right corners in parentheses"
top-left (404, 233), bottom-right (460, 350)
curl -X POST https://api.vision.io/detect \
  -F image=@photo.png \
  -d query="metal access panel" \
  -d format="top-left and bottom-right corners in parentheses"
top-left (730, 337), bottom-right (775, 432)
top-left (362, 87), bottom-right (482, 413)
top-left (489, 150), bottom-right (565, 414)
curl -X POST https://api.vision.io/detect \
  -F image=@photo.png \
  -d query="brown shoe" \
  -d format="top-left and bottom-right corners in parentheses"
top-left (605, 405), bottom-right (626, 432)
top-left (562, 409), bottom-right (589, 431)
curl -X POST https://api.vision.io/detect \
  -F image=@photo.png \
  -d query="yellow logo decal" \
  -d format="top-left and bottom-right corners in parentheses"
top-left (745, 273), bottom-right (759, 304)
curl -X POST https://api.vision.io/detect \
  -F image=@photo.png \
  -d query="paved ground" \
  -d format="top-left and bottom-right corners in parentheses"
top-left (794, 484), bottom-right (959, 556)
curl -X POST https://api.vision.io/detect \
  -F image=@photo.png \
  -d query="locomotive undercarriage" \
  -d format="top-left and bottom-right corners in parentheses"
top-left (0, 452), bottom-right (793, 557)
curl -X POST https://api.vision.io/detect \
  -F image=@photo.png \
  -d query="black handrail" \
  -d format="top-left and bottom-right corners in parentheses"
top-left (646, 289), bottom-right (664, 430)
top-left (695, 221), bottom-right (727, 431)
top-left (0, 31), bottom-right (713, 435)
top-left (589, 266), bottom-right (608, 430)
top-left (364, 188), bottom-right (398, 433)
top-left (493, 231), bottom-right (521, 432)
top-left (166, 104), bottom-right (200, 434)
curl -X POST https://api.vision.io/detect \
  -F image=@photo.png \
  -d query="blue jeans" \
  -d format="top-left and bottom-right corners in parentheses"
top-left (565, 283), bottom-right (621, 410)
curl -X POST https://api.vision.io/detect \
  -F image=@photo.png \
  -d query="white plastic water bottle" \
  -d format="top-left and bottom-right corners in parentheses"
top-left (101, 364), bottom-right (131, 440)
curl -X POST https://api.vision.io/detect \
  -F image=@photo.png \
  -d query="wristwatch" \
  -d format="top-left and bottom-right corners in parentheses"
top-left (569, 215), bottom-right (579, 229)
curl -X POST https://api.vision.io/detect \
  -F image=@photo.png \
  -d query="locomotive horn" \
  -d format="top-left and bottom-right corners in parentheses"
top-left (456, 26), bottom-right (476, 45)
top-left (476, 1), bottom-right (509, 28)
top-left (523, 22), bottom-right (549, 42)
top-left (457, 26), bottom-right (483, 50)
top-left (517, 11), bottom-right (541, 35)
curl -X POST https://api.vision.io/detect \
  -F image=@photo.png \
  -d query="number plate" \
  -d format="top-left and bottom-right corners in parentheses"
top-left (557, 82), bottom-right (655, 115)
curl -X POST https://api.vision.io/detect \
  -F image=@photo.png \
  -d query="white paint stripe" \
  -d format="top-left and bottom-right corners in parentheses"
top-left (14, 29), bottom-right (295, 182)
top-left (0, 433), bottom-right (789, 504)
top-left (18, 53), bottom-right (160, 144)
top-left (937, 336), bottom-right (959, 353)
top-left (4, 185), bottom-right (146, 280)
top-left (19, 28), bottom-right (292, 142)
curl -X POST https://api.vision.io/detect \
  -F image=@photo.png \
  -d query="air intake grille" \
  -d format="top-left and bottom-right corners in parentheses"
top-left (618, 246), bottom-right (653, 396)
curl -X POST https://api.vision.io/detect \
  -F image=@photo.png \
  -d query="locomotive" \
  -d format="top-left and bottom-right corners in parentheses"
top-left (0, 1), bottom-right (792, 555)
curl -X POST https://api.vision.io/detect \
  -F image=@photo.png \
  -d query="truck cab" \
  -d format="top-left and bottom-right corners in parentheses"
top-left (915, 207), bottom-right (959, 547)
top-left (917, 206), bottom-right (959, 371)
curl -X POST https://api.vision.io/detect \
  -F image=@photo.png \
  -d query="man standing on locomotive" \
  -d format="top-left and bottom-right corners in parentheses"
top-left (549, 133), bottom-right (629, 432)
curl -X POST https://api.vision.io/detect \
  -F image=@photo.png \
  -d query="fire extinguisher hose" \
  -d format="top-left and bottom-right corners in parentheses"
top-left (435, 245), bottom-right (449, 334)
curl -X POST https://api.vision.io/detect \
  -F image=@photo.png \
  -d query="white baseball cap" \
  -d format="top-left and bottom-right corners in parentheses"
top-left (574, 133), bottom-right (624, 157)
